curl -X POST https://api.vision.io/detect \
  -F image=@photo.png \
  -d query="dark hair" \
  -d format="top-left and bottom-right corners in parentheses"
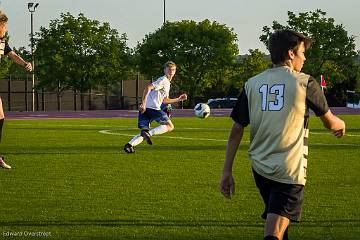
top-left (268, 29), bottom-right (312, 64)
top-left (0, 11), bottom-right (8, 23)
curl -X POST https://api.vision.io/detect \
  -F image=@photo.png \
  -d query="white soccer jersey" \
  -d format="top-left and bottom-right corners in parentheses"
top-left (146, 76), bottom-right (171, 110)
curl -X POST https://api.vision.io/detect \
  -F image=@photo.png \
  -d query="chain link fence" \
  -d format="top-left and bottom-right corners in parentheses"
top-left (0, 74), bottom-right (153, 111)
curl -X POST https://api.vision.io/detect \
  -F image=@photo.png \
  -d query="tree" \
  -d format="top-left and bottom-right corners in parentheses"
top-left (7, 47), bottom-right (32, 75)
top-left (0, 55), bottom-right (11, 80)
top-left (34, 13), bottom-right (132, 110)
top-left (136, 20), bottom-right (238, 106)
top-left (356, 53), bottom-right (360, 92)
top-left (260, 9), bottom-right (358, 105)
top-left (0, 35), bottom-right (31, 79)
top-left (231, 49), bottom-right (271, 92)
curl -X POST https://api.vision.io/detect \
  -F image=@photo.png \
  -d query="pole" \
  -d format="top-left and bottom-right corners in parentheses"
top-left (30, 11), bottom-right (35, 111)
top-left (136, 74), bottom-right (139, 108)
top-left (163, 0), bottom-right (166, 24)
top-left (25, 74), bottom-right (28, 111)
top-left (7, 75), bottom-right (11, 111)
top-left (120, 80), bottom-right (124, 109)
top-left (28, 3), bottom-right (39, 111)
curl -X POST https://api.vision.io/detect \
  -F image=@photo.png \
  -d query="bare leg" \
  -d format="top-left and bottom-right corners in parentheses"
top-left (0, 98), bottom-right (5, 143)
top-left (0, 97), bottom-right (4, 119)
top-left (0, 98), bottom-right (9, 168)
top-left (264, 213), bottom-right (290, 240)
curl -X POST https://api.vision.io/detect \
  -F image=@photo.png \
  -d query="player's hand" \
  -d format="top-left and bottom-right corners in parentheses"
top-left (219, 171), bottom-right (235, 199)
top-left (139, 103), bottom-right (146, 114)
top-left (332, 119), bottom-right (345, 138)
top-left (332, 128), bottom-right (345, 138)
top-left (24, 62), bottom-right (33, 72)
top-left (178, 94), bottom-right (188, 101)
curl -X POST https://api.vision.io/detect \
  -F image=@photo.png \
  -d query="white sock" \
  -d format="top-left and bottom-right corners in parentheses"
top-left (128, 134), bottom-right (143, 147)
top-left (149, 125), bottom-right (168, 136)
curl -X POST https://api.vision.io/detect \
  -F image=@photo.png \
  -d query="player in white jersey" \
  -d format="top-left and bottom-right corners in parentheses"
top-left (0, 11), bottom-right (33, 169)
top-left (124, 61), bottom-right (187, 153)
top-left (220, 30), bottom-right (345, 240)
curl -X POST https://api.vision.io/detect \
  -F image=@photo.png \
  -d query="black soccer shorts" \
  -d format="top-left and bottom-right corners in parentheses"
top-left (252, 168), bottom-right (304, 222)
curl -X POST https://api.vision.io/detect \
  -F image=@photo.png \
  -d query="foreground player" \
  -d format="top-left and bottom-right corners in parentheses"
top-left (124, 61), bottom-right (187, 153)
top-left (0, 11), bottom-right (32, 169)
top-left (220, 30), bottom-right (345, 240)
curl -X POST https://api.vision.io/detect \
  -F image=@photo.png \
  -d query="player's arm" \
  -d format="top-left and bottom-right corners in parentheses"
top-left (306, 76), bottom-right (345, 138)
top-left (7, 51), bottom-right (32, 71)
top-left (162, 94), bottom-right (188, 104)
top-left (320, 110), bottom-right (345, 138)
top-left (139, 83), bottom-right (154, 113)
top-left (220, 122), bottom-right (244, 199)
top-left (220, 87), bottom-right (249, 199)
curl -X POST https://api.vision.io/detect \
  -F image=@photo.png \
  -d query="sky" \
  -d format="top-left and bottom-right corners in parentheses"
top-left (1, 0), bottom-right (359, 55)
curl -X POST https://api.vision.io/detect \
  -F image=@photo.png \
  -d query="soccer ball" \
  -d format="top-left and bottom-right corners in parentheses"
top-left (194, 103), bottom-right (210, 119)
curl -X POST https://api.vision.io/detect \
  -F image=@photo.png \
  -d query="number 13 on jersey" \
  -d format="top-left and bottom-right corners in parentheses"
top-left (259, 84), bottom-right (285, 111)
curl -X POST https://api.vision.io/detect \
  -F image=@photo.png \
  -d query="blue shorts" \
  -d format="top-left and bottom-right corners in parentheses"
top-left (138, 108), bottom-right (170, 130)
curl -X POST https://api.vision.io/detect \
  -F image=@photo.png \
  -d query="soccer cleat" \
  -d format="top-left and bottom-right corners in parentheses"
top-left (0, 157), bottom-right (11, 169)
top-left (141, 129), bottom-right (153, 145)
top-left (124, 143), bottom-right (135, 153)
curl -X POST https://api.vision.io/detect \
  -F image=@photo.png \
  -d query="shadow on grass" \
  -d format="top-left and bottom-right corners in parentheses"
top-left (1, 219), bottom-right (359, 228)
top-left (300, 219), bottom-right (360, 227)
top-left (310, 144), bottom-right (360, 150)
top-left (130, 144), bottom-right (248, 152)
top-left (1, 144), bottom-right (232, 155)
top-left (0, 219), bottom-right (262, 228)
top-left (5, 126), bottom-right (105, 132)
top-left (1, 145), bottom-right (122, 155)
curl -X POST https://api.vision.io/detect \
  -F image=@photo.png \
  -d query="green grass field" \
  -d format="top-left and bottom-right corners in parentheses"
top-left (0, 115), bottom-right (359, 240)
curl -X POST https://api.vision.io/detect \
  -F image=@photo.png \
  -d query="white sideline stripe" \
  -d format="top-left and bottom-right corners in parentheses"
top-left (8, 122), bottom-right (360, 139)
top-left (310, 132), bottom-right (360, 137)
top-left (312, 143), bottom-right (360, 147)
top-left (99, 130), bottom-right (360, 146)
top-left (99, 130), bottom-right (230, 142)
top-left (7, 123), bottom-right (360, 137)
top-left (8, 124), bottom-right (227, 131)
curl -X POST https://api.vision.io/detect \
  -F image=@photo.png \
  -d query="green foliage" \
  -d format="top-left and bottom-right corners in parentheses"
top-left (0, 35), bottom-right (26, 79)
top-left (34, 13), bottom-right (133, 108)
top-left (355, 53), bottom-right (360, 92)
top-left (0, 44), bottom-right (30, 79)
top-left (136, 20), bottom-right (239, 106)
top-left (0, 56), bottom-right (11, 79)
top-left (260, 9), bottom-right (358, 105)
top-left (231, 49), bottom-right (271, 92)
top-left (8, 47), bottom-right (32, 75)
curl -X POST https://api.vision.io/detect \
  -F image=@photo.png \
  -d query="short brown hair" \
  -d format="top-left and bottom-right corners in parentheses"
top-left (164, 61), bottom-right (176, 69)
top-left (0, 11), bottom-right (8, 24)
top-left (269, 29), bottom-right (312, 64)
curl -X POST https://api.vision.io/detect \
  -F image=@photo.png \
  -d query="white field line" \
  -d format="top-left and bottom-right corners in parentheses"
top-left (310, 132), bottom-right (360, 137)
top-left (7, 122), bottom-right (360, 146)
top-left (99, 129), bottom-right (360, 147)
top-left (9, 123), bottom-right (360, 139)
top-left (9, 122), bottom-right (359, 137)
top-left (98, 130), bottom-right (229, 142)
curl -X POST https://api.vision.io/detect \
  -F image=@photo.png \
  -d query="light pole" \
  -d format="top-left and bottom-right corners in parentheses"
top-left (27, 2), bottom-right (39, 112)
top-left (163, 0), bottom-right (166, 24)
